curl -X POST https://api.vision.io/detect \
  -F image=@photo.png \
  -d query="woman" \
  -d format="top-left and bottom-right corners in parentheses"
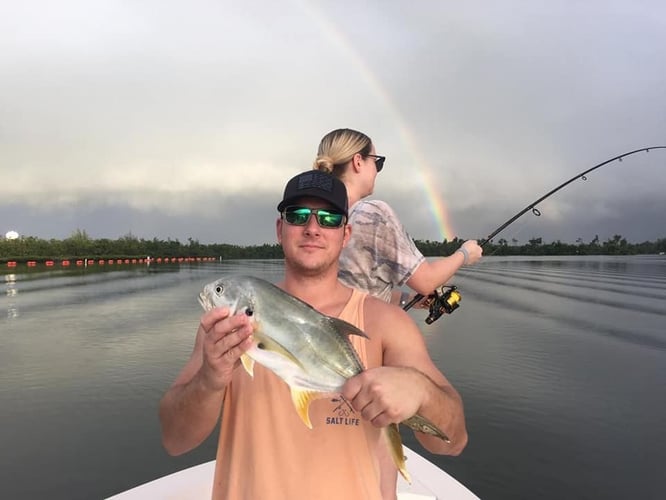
top-left (313, 128), bottom-right (482, 307)
top-left (313, 128), bottom-right (481, 500)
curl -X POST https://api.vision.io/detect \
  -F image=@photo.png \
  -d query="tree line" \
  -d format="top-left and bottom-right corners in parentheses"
top-left (1, 230), bottom-right (665, 263)
top-left (419, 234), bottom-right (666, 256)
top-left (0, 230), bottom-right (282, 262)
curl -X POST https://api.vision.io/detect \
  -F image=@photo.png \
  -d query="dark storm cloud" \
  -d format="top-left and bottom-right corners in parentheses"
top-left (1, 1), bottom-right (665, 244)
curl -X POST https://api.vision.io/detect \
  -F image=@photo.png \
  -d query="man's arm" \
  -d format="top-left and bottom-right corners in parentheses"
top-left (342, 299), bottom-right (468, 455)
top-left (158, 308), bottom-right (253, 456)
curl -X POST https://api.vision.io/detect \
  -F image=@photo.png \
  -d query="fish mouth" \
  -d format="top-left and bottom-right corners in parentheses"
top-left (198, 292), bottom-right (213, 312)
top-left (197, 291), bottom-right (239, 314)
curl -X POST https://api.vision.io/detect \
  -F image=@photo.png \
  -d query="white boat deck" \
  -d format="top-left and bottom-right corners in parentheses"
top-left (108, 446), bottom-right (479, 499)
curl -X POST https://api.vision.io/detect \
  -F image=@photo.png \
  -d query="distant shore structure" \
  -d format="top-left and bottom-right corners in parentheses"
top-left (4, 256), bottom-right (218, 269)
top-left (4, 230), bottom-right (19, 240)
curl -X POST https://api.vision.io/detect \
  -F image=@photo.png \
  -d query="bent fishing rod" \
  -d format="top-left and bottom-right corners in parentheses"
top-left (404, 146), bottom-right (666, 321)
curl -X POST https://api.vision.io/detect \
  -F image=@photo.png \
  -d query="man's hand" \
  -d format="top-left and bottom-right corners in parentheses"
top-left (341, 366), bottom-right (426, 427)
top-left (199, 307), bottom-right (254, 391)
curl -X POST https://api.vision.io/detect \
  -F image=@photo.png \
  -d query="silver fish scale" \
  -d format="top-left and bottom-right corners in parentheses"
top-left (203, 275), bottom-right (366, 386)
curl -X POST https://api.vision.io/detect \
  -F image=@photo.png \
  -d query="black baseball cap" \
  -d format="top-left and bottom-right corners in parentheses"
top-left (277, 171), bottom-right (348, 216)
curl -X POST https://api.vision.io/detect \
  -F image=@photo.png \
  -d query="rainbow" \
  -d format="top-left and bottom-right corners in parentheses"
top-left (298, 0), bottom-right (456, 241)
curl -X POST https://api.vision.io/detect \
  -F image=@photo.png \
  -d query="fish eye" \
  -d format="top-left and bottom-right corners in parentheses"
top-left (215, 285), bottom-right (223, 294)
top-left (257, 342), bottom-right (265, 349)
top-left (245, 308), bottom-right (253, 316)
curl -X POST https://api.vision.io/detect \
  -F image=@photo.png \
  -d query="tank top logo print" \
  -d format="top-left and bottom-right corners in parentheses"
top-left (324, 396), bottom-right (361, 426)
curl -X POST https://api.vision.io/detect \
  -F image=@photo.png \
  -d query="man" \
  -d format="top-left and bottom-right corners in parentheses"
top-left (159, 170), bottom-right (467, 500)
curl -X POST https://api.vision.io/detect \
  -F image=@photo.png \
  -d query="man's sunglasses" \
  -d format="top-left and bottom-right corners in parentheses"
top-left (366, 154), bottom-right (386, 172)
top-left (281, 206), bottom-right (347, 228)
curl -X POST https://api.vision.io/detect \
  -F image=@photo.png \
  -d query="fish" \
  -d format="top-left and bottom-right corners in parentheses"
top-left (198, 274), bottom-right (451, 483)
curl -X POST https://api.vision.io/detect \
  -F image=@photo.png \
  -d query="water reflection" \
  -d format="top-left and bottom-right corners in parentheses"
top-left (1, 257), bottom-right (664, 500)
top-left (4, 273), bottom-right (18, 319)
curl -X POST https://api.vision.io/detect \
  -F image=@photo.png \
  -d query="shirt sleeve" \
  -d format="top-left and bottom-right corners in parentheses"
top-left (339, 200), bottom-right (425, 300)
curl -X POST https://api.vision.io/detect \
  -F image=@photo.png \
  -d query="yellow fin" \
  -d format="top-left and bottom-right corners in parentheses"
top-left (385, 423), bottom-right (411, 484)
top-left (240, 353), bottom-right (255, 377)
top-left (290, 388), bottom-right (322, 429)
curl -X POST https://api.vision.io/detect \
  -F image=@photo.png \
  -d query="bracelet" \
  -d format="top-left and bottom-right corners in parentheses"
top-left (456, 247), bottom-right (469, 265)
top-left (399, 291), bottom-right (410, 307)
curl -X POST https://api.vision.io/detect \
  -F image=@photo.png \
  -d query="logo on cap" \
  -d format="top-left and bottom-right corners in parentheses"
top-left (297, 172), bottom-right (334, 193)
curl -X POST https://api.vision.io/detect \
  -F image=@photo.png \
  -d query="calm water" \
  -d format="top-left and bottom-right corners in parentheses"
top-left (1, 256), bottom-right (664, 499)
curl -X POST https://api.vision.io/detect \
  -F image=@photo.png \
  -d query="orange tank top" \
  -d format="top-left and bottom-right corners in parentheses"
top-left (211, 289), bottom-right (383, 500)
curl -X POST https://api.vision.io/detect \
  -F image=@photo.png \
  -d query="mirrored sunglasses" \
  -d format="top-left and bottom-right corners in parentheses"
top-left (282, 206), bottom-right (347, 228)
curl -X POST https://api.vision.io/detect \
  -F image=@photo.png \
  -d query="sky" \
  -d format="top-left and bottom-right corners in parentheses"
top-left (2, 0), bottom-right (665, 246)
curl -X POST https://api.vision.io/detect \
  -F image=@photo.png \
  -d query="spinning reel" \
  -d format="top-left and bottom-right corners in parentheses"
top-left (403, 285), bottom-right (462, 324)
top-left (422, 285), bottom-right (462, 324)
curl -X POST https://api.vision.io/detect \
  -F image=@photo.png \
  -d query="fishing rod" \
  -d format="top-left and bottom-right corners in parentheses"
top-left (477, 146), bottom-right (666, 246)
top-left (404, 146), bottom-right (666, 321)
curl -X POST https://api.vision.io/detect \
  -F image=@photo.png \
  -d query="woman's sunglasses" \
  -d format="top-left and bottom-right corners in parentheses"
top-left (366, 154), bottom-right (386, 172)
top-left (281, 206), bottom-right (347, 228)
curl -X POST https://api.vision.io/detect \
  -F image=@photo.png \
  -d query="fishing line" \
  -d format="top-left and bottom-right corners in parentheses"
top-left (404, 146), bottom-right (666, 316)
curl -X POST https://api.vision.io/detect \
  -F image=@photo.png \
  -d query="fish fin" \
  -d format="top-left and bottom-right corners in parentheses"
top-left (402, 414), bottom-right (451, 443)
top-left (384, 423), bottom-right (411, 483)
top-left (327, 316), bottom-right (369, 339)
top-left (255, 334), bottom-right (306, 371)
top-left (290, 388), bottom-right (322, 429)
top-left (240, 354), bottom-right (255, 377)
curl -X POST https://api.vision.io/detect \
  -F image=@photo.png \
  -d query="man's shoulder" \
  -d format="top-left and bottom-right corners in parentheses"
top-left (362, 294), bottom-right (425, 362)
top-left (362, 293), bottom-right (410, 329)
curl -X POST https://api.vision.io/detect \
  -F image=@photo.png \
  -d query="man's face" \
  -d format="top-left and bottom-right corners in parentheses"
top-left (276, 196), bottom-right (351, 276)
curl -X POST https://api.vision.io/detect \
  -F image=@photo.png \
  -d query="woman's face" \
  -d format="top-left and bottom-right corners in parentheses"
top-left (362, 144), bottom-right (380, 195)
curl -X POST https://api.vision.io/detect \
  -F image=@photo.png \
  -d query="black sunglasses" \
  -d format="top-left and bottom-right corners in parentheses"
top-left (366, 154), bottom-right (386, 172)
top-left (281, 206), bottom-right (347, 228)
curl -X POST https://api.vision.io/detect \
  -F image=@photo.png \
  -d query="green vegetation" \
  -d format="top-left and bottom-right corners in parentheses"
top-left (1, 230), bottom-right (665, 263)
top-left (0, 230), bottom-right (283, 263)
top-left (418, 235), bottom-right (666, 257)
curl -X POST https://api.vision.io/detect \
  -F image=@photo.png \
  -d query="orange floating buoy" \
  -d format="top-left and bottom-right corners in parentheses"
top-left (46, 260), bottom-right (55, 267)
top-left (7, 261), bottom-right (17, 268)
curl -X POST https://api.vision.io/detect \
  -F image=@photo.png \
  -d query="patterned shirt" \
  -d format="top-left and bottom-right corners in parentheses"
top-left (339, 199), bottom-right (425, 302)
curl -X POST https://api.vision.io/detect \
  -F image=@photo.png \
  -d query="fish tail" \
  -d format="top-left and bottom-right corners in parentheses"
top-left (384, 423), bottom-right (411, 484)
top-left (402, 414), bottom-right (451, 443)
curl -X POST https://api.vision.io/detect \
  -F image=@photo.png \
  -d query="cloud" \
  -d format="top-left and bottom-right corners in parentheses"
top-left (1, 1), bottom-right (665, 244)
